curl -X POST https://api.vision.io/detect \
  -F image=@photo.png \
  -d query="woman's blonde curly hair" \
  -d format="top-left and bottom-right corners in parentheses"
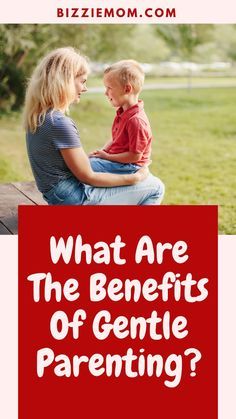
top-left (23, 47), bottom-right (89, 133)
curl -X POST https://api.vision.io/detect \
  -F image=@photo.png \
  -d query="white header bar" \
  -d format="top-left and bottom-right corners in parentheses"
top-left (0, 0), bottom-right (236, 24)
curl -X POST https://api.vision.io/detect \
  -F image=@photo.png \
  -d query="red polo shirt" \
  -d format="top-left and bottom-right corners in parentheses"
top-left (104, 100), bottom-right (153, 166)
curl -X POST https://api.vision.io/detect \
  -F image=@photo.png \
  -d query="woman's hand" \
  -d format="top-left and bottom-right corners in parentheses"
top-left (134, 166), bottom-right (149, 183)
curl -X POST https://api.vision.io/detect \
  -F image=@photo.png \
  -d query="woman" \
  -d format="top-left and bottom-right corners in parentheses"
top-left (23, 47), bottom-right (164, 205)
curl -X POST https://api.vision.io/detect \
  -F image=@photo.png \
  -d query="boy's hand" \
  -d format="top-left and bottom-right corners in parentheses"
top-left (89, 149), bottom-right (109, 159)
top-left (88, 150), bottom-right (97, 157)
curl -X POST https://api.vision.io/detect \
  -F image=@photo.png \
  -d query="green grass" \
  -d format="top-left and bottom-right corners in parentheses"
top-left (1, 86), bottom-right (236, 234)
top-left (0, 113), bottom-right (32, 181)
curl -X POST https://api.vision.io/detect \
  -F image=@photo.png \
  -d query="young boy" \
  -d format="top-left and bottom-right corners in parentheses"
top-left (89, 60), bottom-right (153, 174)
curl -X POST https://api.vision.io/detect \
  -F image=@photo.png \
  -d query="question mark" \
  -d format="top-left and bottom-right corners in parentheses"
top-left (184, 348), bottom-right (202, 377)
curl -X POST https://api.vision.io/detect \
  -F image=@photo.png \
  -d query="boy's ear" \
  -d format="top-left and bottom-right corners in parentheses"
top-left (124, 83), bottom-right (132, 94)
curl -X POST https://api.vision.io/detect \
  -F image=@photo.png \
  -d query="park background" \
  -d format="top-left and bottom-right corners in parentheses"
top-left (0, 24), bottom-right (235, 233)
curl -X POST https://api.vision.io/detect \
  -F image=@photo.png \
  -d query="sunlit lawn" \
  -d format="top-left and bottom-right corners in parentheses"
top-left (0, 86), bottom-right (236, 233)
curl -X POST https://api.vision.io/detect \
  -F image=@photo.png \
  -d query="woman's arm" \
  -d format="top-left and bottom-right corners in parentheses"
top-left (60, 147), bottom-right (148, 187)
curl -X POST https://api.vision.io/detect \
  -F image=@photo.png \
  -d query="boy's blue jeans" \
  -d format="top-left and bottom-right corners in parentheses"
top-left (89, 157), bottom-right (140, 174)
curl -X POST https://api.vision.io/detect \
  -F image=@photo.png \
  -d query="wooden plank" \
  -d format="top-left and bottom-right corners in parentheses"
top-left (12, 182), bottom-right (47, 205)
top-left (0, 212), bottom-right (18, 234)
top-left (0, 221), bottom-right (12, 235)
top-left (0, 183), bottom-right (38, 234)
top-left (0, 181), bottom-right (47, 234)
top-left (0, 183), bottom-right (36, 217)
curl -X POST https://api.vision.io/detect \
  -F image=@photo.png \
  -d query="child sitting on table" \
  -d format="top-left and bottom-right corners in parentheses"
top-left (89, 60), bottom-right (153, 174)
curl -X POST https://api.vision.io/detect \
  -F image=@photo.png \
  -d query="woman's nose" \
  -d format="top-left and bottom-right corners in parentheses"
top-left (83, 86), bottom-right (88, 92)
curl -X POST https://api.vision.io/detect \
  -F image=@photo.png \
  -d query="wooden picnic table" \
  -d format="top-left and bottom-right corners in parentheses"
top-left (0, 182), bottom-right (46, 234)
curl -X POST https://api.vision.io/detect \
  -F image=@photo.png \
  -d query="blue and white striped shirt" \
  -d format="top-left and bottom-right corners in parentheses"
top-left (26, 110), bottom-right (81, 193)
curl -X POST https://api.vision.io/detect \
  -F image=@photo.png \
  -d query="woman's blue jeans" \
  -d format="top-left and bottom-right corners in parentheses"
top-left (43, 174), bottom-right (165, 206)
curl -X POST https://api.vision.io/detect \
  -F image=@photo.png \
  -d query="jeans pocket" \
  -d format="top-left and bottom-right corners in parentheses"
top-left (44, 177), bottom-right (80, 205)
top-left (53, 179), bottom-right (72, 202)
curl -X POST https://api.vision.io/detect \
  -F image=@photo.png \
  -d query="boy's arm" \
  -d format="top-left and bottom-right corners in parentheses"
top-left (102, 139), bottom-right (113, 150)
top-left (91, 149), bottom-right (142, 163)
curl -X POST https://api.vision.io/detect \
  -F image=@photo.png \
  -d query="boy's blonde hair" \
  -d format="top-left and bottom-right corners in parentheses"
top-left (23, 47), bottom-right (89, 133)
top-left (104, 60), bottom-right (145, 94)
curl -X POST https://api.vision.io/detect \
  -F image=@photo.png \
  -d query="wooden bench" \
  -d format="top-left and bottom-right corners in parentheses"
top-left (0, 182), bottom-right (46, 234)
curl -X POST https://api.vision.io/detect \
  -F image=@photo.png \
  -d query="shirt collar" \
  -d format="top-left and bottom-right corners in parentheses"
top-left (116, 100), bottom-right (144, 120)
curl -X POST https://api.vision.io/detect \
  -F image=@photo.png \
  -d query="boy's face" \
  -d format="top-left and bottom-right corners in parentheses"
top-left (103, 72), bottom-right (127, 108)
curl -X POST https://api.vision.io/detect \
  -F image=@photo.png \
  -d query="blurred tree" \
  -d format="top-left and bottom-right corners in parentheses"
top-left (0, 24), bottom-right (56, 111)
top-left (155, 25), bottom-right (213, 60)
top-left (1, 24), bottom-right (236, 112)
top-left (121, 25), bottom-right (170, 63)
top-left (0, 24), bottom-right (136, 112)
top-left (213, 25), bottom-right (236, 62)
top-left (155, 25), bottom-right (214, 88)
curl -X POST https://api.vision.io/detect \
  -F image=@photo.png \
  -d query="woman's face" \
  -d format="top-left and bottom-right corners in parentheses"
top-left (74, 74), bottom-right (88, 103)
